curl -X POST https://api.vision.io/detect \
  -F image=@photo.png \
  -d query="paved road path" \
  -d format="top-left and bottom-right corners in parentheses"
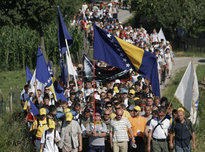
top-left (161, 57), bottom-right (205, 92)
top-left (172, 57), bottom-right (205, 74)
top-left (118, 9), bottom-right (134, 23)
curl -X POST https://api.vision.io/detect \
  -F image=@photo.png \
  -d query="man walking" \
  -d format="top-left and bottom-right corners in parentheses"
top-left (129, 106), bottom-right (147, 151)
top-left (86, 111), bottom-right (107, 152)
top-left (59, 112), bottom-right (82, 152)
top-left (147, 107), bottom-right (170, 152)
top-left (110, 109), bottom-right (135, 152)
top-left (169, 108), bottom-right (196, 152)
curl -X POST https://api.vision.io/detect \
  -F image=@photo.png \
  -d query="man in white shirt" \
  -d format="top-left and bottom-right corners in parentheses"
top-left (82, 2), bottom-right (88, 13)
top-left (40, 119), bottom-right (61, 152)
top-left (147, 107), bottom-right (170, 152)
top-left (110, 109), bottom-right (135, 152)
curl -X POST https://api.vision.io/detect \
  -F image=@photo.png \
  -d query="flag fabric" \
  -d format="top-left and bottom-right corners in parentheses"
top-left (26, 65), bottom-right (32, 83)
top-left (47, 61), bottom-right (54, 77)
top-left (36, 47), bottom-right (52, 87)
top-left (58, 7), bottom-right (73, 55)
top-left (65, 51), bottom-right (77, 76)
top-left (29, 100), bottom-right (39, 116)
top-left (158, 28), bottom-right (166, 43)
top-left (60, 55), bottom-right (68, 85)
top-left (93, 25), bottom-right (160, 97)
top-left (83, 54), bottom-right (130, 82)
top-left (28, 70), bottom-right (44, 93)
top-left (53, 80), bottom-right (67, 101)
top-left (174, 62), bottom-right (199, 124)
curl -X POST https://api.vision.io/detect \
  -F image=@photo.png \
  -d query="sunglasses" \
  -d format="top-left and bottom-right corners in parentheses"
top-left (106, 106), bottom-right (112, 108)
top-left (116, 115), bottom-right (123, 117)
top-left (104, 113), bottom-right (110, 116)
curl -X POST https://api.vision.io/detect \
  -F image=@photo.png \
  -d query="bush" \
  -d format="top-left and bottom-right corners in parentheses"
top-left (0, 112), bottom-right (35, 152)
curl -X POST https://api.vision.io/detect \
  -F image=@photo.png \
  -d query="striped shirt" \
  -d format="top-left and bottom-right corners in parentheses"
top-left (110, 117), bottom-right (131, 142)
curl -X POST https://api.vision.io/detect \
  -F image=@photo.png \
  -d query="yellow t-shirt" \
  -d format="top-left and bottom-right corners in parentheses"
top-left (30, 118), bottom-right (48, 138)
top-left (128, 116), bottom-right (147, 137)
top-left (110, 110), bottom-right (131, 119)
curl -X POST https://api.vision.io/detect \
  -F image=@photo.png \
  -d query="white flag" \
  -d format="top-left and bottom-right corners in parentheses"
top-left (65, 51), bottom-right (77, 76)
top-left (29, 70), bottom-right (45, 94)
top-left (174, 62), bottom-right (199, 124)
top-left (158, 28), bottom-right (166, 43)
top-left (21, 70), bottom-right (45, 96)
top-left (190, 65), bottom-right (199, 124)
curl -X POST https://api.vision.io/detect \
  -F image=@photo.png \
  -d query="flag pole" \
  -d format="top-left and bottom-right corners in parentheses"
top-left (65, 39), bottom-right (78, 89)
top-left (93, 60), bottom-right (96, 130)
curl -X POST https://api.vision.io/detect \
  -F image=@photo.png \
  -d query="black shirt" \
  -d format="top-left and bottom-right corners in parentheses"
top-left (171, 119), bottom-right (194, 148)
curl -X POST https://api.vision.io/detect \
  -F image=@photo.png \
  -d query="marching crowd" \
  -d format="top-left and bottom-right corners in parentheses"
top-left (20, 1), bottom-right (195, 152)
top-left (71, 1), bottom-right (174, 84)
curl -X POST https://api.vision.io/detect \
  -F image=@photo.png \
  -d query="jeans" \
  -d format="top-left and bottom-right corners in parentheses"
top-left (34, 139), bottom-right (41, 152)
top-left (175, 144), bottom-right (191, 152)
top-left (89, 145), bottom-right (105, 152)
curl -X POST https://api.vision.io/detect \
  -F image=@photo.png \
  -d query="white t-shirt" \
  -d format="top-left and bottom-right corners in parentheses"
top-left (41, 130), bottom-right (61, 152)
top-left (82, 4), bottom-right (88, 12)
top-left (150, 33), bottom-right (159, 42)
top-left (149, 118), bottom-right (170, 139)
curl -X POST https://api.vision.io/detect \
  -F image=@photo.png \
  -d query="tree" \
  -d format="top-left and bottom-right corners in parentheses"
top-left (130, 0), bottom-right (205, 36)
top-left (0, 0), bottom-right (83, 62)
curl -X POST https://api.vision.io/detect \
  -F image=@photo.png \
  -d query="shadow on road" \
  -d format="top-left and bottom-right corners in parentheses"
top-left (198, 59), bottom-right (205, 63)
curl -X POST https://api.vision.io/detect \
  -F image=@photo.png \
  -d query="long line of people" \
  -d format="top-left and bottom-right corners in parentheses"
top-left (20, 1), bottom-right (195, 152)
top-left (71, 1), bottom-right (174, 85)
top-left (21, 69), bottom-right (195, 152)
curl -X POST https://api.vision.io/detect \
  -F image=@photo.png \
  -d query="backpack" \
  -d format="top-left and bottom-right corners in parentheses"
top-left (173, 118), bottom-right (193, 139)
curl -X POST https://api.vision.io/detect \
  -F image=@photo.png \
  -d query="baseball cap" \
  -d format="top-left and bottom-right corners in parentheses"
top-left (39, 108), bottom-right (47, 115)
top-left (115, 79), bottom-right (121, 84)
top-left (114, 86), bottom-right (119, 93)
top-left (129, 89), bottom-right (135, 94)
top-left (177, 107), bottom-right (184, 112)
top-left (134, 106), bottom-right (141, 111)
top-left (77, 81), bottom-right (83, 85)
top-left (64, 108), bottom-right (70, 113)
top-left (134, 97), bottom-right (139, 101)
top-left (120, 88), bottom-right (128, 94)
top-left (65, 112), bottom-right (73, 121)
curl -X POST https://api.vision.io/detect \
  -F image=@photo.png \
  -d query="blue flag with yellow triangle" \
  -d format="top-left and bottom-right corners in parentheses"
top-left (93, 25), bottom-right (160, 97)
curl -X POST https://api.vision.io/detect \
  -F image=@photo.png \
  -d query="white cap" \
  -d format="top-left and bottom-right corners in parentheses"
top-left (115, 79), bottom-right (121, 84)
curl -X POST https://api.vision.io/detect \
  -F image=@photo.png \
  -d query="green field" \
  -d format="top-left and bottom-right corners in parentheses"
top-left (162, 64), bottom-right (205, 151)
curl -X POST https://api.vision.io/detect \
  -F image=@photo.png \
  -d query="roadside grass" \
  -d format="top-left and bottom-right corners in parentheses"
top-left (0, 70), bottom-right (26, 98)
top-left (174, 50), bottom-right (205, 58)
top-left (0, 112), bottom-right (35, 152)
top-left (162, 64), bottom-right (205, 151)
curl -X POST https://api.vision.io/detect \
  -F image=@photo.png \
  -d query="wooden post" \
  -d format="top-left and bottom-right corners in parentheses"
top-left (10, 87), bottom-right (13, 113)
